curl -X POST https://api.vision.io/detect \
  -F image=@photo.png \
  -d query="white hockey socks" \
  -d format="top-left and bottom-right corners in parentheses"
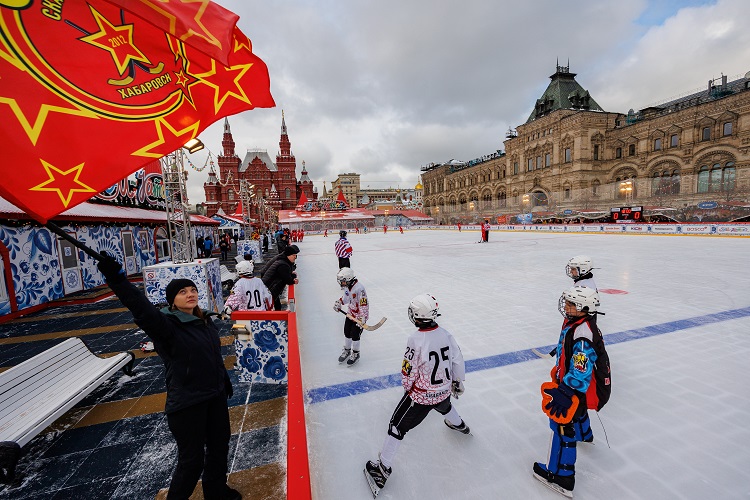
top-left (443, 406), bottom-right (462, 427)
top-left (379, 435), bottom-right (401, 469)
top-left (344, 338), bottom-right (352, 350)
top-left (352, 340), bottom-right (361, 352)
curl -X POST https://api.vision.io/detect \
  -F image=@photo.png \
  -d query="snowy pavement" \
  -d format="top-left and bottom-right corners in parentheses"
top-left (294, 230), bottom-right (750, 500)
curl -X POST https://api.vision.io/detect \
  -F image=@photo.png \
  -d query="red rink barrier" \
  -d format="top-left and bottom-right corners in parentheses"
top-left (231, 285), bottom-right (312, 499)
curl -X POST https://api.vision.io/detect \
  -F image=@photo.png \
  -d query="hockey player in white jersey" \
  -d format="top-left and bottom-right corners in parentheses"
top-left (333, 267), bottom-right (369, 366)
top-left (223, 261), bottom-right (273, 312)
top-left (566, 255), bottom-right (598, 291)
top-left (364, 294), bottom-right (469, 498)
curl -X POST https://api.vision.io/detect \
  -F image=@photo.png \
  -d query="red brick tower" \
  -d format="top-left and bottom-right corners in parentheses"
top-left (275, 111), bottom-right (298, 210)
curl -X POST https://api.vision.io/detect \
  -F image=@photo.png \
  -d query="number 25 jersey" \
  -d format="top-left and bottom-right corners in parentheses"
top-left (401, 325), bottom-right (465, 405)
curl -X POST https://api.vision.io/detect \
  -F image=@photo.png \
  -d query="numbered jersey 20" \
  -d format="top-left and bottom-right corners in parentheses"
top-left (401, 326), bottom-right (465, 406)
top-left (226, 277), bottom-right (273, 311)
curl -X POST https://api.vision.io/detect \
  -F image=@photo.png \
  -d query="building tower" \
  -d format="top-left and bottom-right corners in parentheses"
top-left (275, 111), bottom-right (298, 210)
top-left (297, 160), bottom-right (315, 202)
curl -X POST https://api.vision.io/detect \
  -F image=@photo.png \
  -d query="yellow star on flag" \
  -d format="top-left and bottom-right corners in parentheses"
top-left (80, 6), bottom-right (151, 76)
top-left (194, 59), bottom-right (253, 114)
top-left (132, 117), bottom-right (201, 158)
top-left (29, 160), bottom-right (97, 207)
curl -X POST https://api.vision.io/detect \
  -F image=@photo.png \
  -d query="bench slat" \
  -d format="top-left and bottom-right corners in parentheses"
top-left (0, 348), bottom-right (104, 411)
top-left (0, 353), bottom-right (124, 425)
top-left (0, 338), bottom-right (133, 447)
top-left (0, 338), bottom-right (91, 393)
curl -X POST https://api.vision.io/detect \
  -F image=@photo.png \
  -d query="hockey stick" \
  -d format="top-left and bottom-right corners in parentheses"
top-left (337, 309), bottom-right (387, 331)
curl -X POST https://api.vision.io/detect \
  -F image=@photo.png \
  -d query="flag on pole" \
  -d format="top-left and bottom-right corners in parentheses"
top-left (0, 0), bottom-right (274, 223)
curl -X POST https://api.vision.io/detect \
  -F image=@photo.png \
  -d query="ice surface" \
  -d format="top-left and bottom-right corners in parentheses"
top-left (294, 230), bottom-right (750, 499)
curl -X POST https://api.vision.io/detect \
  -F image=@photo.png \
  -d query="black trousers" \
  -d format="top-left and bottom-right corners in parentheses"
top-left (387, 392), bottom-right (452, 440)
top-left (166, 394), bottom-right (231, 500)
top-left (344, 317), bottom-right (363, 342)
top-left (338, 257), bottom-right (350, 269)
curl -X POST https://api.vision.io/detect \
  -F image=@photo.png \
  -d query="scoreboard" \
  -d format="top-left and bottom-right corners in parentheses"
top-left (610, 206), bottom-right (643, 223)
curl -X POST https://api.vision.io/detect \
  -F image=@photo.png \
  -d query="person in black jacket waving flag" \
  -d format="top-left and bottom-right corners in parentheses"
top-left (97, 253), bottom-right (240, 500)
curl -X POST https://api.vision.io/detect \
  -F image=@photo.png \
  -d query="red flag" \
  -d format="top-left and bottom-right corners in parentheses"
top-left (0, 0), bottom-right (274, 223)
top-left (102, 0), bottom-right (239, 66)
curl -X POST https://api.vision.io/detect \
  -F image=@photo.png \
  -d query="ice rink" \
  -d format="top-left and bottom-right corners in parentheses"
top-left (293, 229), bottom-right (750, 500)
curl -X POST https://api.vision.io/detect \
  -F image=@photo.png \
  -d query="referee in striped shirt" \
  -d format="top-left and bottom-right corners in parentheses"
top-left (335, 230), bottom-right (353, 269)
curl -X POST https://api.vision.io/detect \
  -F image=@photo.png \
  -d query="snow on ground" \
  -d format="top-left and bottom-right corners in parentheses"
top-left (294, 229), bottom-right (750, 500)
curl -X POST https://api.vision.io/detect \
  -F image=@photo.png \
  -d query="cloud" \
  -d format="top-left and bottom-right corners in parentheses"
top-left (185, 0), bottom-right (747, 204)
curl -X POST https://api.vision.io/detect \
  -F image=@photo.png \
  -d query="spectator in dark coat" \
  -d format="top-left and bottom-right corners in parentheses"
top-left (261, 245), bottom-right (299, 310)
top-left (97, 254), bottom-right (239, 500)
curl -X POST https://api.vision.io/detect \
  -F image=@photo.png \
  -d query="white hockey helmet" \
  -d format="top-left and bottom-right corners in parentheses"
top-left (408, 293), bottom-right (440, 326)
top-left (236, 260), bottom-right (254, 277)
top-left (336, 267), bottom-right (356, 287)
top-left (566, 255), bottom-right (593, 279)
top-left (558, 285), bottom-right (600, 317)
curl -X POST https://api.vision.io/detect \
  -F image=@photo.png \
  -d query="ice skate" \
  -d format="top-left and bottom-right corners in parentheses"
top-left (364, 458), bottom-right (391, 498)
top-left (444, 419), bottom-right (471, 435)
top-left (346, 350), bottom-right (360, 366)
top-left (533, 462), bottom-right (574, 498)
top-left (338, 348), bottom-right (351, 363)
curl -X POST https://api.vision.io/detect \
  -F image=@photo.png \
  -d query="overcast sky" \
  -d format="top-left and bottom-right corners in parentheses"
top-left (183, 0), bottom-right (750, 203)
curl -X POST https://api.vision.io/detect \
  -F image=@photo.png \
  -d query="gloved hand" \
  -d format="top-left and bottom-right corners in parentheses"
top-left (451, 380), bottom-right (465, 399)
top-left (543, 382), bottom-right (575, 419)
top-left (97, 252), bottom-right (125, 283)
top-left (221, 306), bottom-right (232, 321)
top-left (333, 299), bottom-right (342, 312)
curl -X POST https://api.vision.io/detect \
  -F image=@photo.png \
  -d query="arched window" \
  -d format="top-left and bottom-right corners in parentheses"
top-left (285, 188), bottom-right (291, 199)
top-left (482, 192), bottom-right (492, 209)
top-left (497, 191), bottom-right (506, 208)
top-left (651, 169), bottom-right (681, 196)
top-left (531, 191), bottom-right (548, 207)
top-left (592, 180), bottom-right (600, 196)
top-left (698, 161), bottom-right (735, 193)
top-left (227, 189), bottom-right (235, 201)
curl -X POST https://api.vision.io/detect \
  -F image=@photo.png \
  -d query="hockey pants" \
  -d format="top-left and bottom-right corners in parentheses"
top-left (545, 413), bottom-right (591, 477)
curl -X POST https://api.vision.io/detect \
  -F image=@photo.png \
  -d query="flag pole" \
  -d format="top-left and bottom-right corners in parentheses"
top-left (45, 221), bottom-right (105, 261)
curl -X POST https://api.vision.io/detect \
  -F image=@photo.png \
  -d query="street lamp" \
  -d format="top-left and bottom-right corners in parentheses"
top-left (619, 180), bottom-right (633, 201)
top-left (522, 193), bottom-right (530, 213)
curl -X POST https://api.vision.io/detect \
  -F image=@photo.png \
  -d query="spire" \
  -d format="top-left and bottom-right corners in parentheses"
top-left (224, 117), bottom-right (231, 134)
top-left (299, 160), bottom-right (311, 183)
top-left (278, 110), bottom-right (291, 158)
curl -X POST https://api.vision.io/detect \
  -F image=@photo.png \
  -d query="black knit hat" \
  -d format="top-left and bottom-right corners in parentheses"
top-left (165, 278), bottom-right (197, 307)
top-left (284, 244), bottom-right (300, 256)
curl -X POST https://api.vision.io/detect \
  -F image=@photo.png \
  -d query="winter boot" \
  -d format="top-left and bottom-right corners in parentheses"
top-left (346, 350), bottom-right (360, 366)
top-left (364, 458), bottom-right (391, 497)
top-left (338, 348), bottom-right (351, 363)
top-left (533, 462), bottom-right (574, 498)
top-left (444, 419), bottom-right (471, 434)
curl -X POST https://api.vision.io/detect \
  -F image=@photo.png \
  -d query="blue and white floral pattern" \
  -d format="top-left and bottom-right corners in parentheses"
top-left (143, 259), bottom-right (224, 311)
top-left (0, 221), bottom-right (159, 317)
top-left (236, 240), bottom-right (263, 263)
top-left (233, 319), bottom-right (288, 383)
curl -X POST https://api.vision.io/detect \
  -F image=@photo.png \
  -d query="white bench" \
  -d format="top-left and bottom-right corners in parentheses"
top-left (0, 337), bottom-right (134, 483)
